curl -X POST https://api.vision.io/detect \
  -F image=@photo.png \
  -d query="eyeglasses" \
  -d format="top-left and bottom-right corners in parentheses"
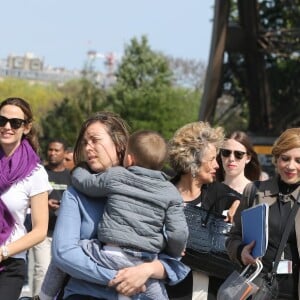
top-left (0, 116), bottom-right (27, 129)
top-left (220, 149), bottom-right (247, 160)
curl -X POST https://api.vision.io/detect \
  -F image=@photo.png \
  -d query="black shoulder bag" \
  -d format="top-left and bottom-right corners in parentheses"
top-left (183, 203), bottom-right (239, 279)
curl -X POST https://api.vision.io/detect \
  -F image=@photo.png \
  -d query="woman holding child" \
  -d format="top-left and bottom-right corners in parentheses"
top-left (50, 112), bottom-right (189, 300)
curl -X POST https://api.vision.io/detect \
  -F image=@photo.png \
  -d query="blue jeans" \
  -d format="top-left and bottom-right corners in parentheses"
top-left (80, 240), bottom-right (168, 300)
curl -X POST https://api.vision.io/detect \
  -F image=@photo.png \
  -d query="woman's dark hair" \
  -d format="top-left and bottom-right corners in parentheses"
top-left (216, 131), bottom-right (261, 181)
top-left (74, 111), bottom-right (130, 166)
top-left (0, 97), bottom-right (39, 152)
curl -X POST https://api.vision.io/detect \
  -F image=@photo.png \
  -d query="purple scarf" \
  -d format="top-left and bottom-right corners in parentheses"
top-left (0, 139), bottom-right (40, 245)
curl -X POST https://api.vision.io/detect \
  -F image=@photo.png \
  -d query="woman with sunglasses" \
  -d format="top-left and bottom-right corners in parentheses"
top-left (227, 128), bottom-right (300, 299)
top-left (0, 97), bottom-right (51, 300)
top-left (216, 131), bottom-right (261, 196)
top-left (166, 121), bottom-right (241, 300)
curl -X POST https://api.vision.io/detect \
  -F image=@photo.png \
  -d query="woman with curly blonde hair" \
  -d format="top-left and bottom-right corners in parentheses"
top-left (166, 121), bottom-right (241, 300)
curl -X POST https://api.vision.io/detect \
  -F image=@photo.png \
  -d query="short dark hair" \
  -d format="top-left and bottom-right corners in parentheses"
top-left (47, 138), bottom-right (68, 151)
top-left (65, 147), bottom-right (74, 154)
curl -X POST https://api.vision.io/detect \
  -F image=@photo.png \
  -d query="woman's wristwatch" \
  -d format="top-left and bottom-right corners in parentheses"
top-left (0, 245), bottom-right (9, 260)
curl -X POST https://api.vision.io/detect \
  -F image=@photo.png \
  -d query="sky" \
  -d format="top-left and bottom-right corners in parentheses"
top-left (1, 1), bottom-right (215, 71)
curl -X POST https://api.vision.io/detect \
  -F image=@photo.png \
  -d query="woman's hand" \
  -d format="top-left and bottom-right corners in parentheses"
top-left (108, 264), bottom-right (150, 296)
top-left (109, 260), bottom-right (166, 296)
top-left (241, 241), bottom-right (256, 265)
top-left (48, 198), bottom-right (60, 210)
top-left (225, 199), bottom-right (240, 223)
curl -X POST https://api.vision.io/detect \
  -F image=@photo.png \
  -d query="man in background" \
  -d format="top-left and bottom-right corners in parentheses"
top-left (31, 139), bottom-right (72, 296)
top-left (64, 147), bottom-right (75, 171)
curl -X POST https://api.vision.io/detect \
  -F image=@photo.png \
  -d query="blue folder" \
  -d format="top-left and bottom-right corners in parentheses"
top-left (241, 203), bottom-right (269, 258)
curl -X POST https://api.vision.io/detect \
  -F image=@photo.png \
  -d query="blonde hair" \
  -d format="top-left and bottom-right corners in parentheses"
top-left (272, 128), bottom-right (300, 164)
top-left (128, 130), bottom-right (167, 170)
top-left (168, 121), bottom-right (224, 175)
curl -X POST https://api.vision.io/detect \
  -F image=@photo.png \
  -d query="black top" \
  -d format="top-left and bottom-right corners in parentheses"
top-left (261, 178), bottom-right (300, 298)
top-left (46, 167), bottom-right (71, 234)
top-left (188, 181), bottom-right (241, 214)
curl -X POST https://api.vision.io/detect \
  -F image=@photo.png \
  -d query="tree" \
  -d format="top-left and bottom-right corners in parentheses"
top-left (221, 0), bottom-right (300, 134)
top-left (0, 78), bottom-right (62, 126)
top-left (110, 35), bottom-right (201, 138)
top-left (166, 56), bottom-right (206, 90)
top-left (109, 35), bottom-right (171, 116)
top-left (40, 78), bottom-right (109, 153)
top-left (153, 87), bottom-right (200, 140)
top-left (40, 97), bottom-right (82, 153)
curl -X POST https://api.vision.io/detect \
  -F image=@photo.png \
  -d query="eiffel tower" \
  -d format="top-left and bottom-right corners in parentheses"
top-left (199, 0), bottom-right (300, 135)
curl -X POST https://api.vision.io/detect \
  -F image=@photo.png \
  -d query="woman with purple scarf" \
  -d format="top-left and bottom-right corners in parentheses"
top-left (0, 97), bottom-right (52, 300)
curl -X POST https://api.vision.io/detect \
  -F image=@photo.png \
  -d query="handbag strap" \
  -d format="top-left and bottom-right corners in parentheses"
top-left (244, 181), bottom-right (260, 206)
top-left (271, 189), bottom-right (300, 275)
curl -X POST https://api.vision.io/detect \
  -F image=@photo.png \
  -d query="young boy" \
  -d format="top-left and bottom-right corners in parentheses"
top-left (39, 130), bottom-right (189, 300)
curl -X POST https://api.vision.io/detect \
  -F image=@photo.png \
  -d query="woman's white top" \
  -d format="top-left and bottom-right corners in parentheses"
top-left (1, 164), bottom-right (52, 259)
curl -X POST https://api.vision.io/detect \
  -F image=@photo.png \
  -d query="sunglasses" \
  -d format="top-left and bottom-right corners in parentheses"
top-left (220, 149), bottom-right (247, 160)
top-left (0, 116), bottom-right (27, 129)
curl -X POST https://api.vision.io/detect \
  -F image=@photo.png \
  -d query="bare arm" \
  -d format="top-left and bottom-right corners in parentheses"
top-left (0, 192), bottom-right (48, 261)
top-left (225, 199), bottom-right (240, 223)
top-left (226, 182), bottom-right (257, 265)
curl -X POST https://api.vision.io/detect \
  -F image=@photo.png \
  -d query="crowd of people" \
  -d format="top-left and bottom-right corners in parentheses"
top-left (0, 96), bottom-right (299, 300)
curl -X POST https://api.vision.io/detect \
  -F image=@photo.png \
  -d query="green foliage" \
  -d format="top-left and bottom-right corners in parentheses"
top-left (0, 78), bottom-right (62, 125)
top-left (75, 78), bottom-right (108, 116)
top-left (40, 97), bottom-right (82, 156)
top-left (40, 78), bottom-right (109, 153)
top-left (116, 36), bottom-right (172, 90)
top-left (110, 35), bottom-right (201, 139)
top-left (155, 88), bottom-right (201, 140)
top-left (220, 0), bottom-right (300, 134)
top-left (267, 58), bottom-right (300, 131)
top-left (1, 36), bottom-right (205, 152)
top-left (258, 0), bottom-right (300, 131)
